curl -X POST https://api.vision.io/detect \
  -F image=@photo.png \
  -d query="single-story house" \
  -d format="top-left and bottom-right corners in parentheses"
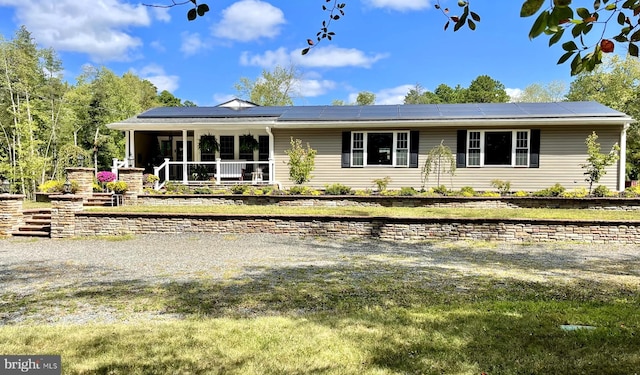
top-left (107, 99), bottom-right (632, 192)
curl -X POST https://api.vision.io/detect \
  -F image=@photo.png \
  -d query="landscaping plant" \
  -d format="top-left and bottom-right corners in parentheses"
top-left (285, 138), bottom-right (317, 185)
top-left (581, 132), bottom-right (619, 195)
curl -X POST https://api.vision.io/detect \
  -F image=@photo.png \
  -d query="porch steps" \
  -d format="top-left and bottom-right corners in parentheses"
top-left (12, 208), bottom-right (51, 238)
top-left (84, 193), bottom-right (118, 207)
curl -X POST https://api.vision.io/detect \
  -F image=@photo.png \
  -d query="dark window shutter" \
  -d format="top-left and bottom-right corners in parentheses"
top-left (456, 130), bottom-right (467, 168)
top-left (409, 131), bottom-right (419, 168)
top-left (341, 131), bottom-right (351, 168)
top-left (530, 129), bottom-right (540, 168)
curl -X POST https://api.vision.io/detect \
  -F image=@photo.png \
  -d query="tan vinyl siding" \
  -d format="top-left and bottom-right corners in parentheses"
top-left (273, 124), bottom-right (623, 192)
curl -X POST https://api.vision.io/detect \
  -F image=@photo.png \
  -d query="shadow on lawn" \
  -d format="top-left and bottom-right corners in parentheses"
top-left (1, 238), bottom-right (640, 374)
top-left (3, 261), bottom-right (639, 373)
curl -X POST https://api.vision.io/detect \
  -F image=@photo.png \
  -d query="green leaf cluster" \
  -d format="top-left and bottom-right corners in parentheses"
top-left (285, 138), bottom-right (317, 185)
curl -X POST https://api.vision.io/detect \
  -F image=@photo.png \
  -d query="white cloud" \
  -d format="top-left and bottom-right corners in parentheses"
top-left (375, 85), bottom-right (414, 104)
top-left (151, 7), bottom-right (171, 22)
top-left (135, 64), bottom-right (179, 93)
top-left (240, 46), bottom-right (388, 69)
top-left (347, 84), bottom-right (413, 105)
top-left (212, 0), bottom-right (285, 42)
top-left (506, 88), bottom-right (523, 102)
top-left (363, 0), bottom-right (431, 11)
top-left (213, 93), bottom-right (236, 105)
top-left (180, 32), bottom-right (208, 56)
top-left (0, 0), bottom-right (151, 62)
top-left (295, 79), bottom-right (337, 97)
top-left (150, 41), bottom-right (166, 53)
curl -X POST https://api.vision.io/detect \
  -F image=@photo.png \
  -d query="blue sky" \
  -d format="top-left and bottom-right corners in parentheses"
top-left (0, 1), bottom-right (584, 106)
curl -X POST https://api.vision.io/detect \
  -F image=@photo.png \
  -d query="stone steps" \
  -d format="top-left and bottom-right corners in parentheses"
top-left (12, 208), bottom-right (52, 238)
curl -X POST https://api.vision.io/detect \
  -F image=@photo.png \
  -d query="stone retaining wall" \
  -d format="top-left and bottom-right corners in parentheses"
top-left (73, 212), bottom-right (640, 244)
top-left (136, 194), bottom-right (640, 210)
top-left (0, 195), bottom-right (24, 236)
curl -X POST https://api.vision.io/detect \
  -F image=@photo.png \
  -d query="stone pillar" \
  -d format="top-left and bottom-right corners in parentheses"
top-left (66, 167), bottom-right (95, 199)
top-left (118, 167), bottom-right (144, 205)
top-left (50, 195), bottom-right (84, 238)
top-left (0, 195), bottom-right (25, 236)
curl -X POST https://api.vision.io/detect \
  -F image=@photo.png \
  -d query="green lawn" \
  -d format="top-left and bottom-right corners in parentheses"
top-left (88, 204), bottom-right (640, 221)
top-left (1, 244), bottom-right (638, 374)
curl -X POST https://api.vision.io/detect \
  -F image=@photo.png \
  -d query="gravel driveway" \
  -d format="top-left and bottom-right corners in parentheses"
top-left (1, 234), bottom-right (639, 324)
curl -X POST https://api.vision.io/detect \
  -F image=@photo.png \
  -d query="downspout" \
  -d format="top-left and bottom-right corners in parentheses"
top-left (619, 123), bottom-right (628, 191)
top-left (266, 126), bottom-right (281, 189)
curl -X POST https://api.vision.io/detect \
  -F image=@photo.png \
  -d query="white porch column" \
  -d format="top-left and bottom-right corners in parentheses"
top-left (125, 131), bottom-right (130, 166)
top-left (619, 123), bottom-right (628, 191)
top-left (129, 130), bottom-right (135, 167)
top-left (266, 126), bottom-right (275, 183)
top-left (182, 129), bottom-right (188, 184)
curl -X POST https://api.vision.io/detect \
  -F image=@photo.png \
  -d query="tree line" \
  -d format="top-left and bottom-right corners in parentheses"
top-left (0, 27), bottom-right (188, 198)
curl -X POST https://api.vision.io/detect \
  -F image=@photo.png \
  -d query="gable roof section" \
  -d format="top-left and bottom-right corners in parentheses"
top-left (108, 101), bottom-right (632, 131)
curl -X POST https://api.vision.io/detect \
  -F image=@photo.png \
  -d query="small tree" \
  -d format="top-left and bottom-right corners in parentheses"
top-left (285, 138), bottom-right (317, 185)
top-left (581, 132), bottom-right (620, 195)
top-left (421, 140), bottom-right (456, 191)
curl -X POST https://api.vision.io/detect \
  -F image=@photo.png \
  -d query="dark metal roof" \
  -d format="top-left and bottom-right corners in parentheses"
top-left (136, 101), bottom-right (629, 122)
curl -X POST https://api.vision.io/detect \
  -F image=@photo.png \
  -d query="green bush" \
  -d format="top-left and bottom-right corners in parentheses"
top-left (230, 184), bottom-right (250, 194)
top-left (92, 182), bottom-right (103, 193)
top-left (533, 183), bottom-right (565, 197)
top-left (513, 190), bottom-right (529, 197)
top-left (38, 180), bottom-right (79, 194)
top-left (433, 185), bottom-right (449, 195)
top-left (490, 179), bottom-right (511, 195)
top-left (459, 186), bottom-right (476, 197)
top-left (623, 185), bottom-right (640, 197)
top-left (592, 185), bottom-right (613, 197)
top-left (106, 181), bottom-right (129, 194)
top-left (288, 186), bottom-right (318, 195)
top-left (324, 183), bottom-right (353, 195)
top-left (164, 182), bottom-right (190, 194)
top-left (372, 176), bottom-right (391, 192)
top-left (399, 187), bottom-right (418, 196)
top-left (480, 191), bottom-right (501, 197)
top-left (193, 187), bottom-right (213, 194)
top-left (561, 187), bottom-right (589, 198)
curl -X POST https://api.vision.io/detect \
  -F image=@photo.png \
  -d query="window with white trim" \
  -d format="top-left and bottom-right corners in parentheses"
top-left (351, 131), bottom-right (410, 167)
top-left (466, 130), bottom-right (530, 167)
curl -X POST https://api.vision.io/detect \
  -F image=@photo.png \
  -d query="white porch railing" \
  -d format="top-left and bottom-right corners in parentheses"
top-left (152, 158), bottom-right (274, 190)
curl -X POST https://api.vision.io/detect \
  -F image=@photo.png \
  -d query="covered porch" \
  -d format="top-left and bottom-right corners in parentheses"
top-left (112, 127), bottom-right (276, 190)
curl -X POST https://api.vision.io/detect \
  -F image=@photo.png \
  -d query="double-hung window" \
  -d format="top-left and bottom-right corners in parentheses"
top-left (466, 130), bottom-right (531, 167)
top-left (350, 131), bottom-right (410, 167)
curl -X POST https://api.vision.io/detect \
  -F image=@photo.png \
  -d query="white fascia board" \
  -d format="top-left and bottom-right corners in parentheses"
top-left (106, 120), bottom-right (276, 131)
top-left (270, 116), bottom-right (632, 129)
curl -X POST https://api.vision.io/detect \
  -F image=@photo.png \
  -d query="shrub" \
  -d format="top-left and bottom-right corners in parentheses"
top-left (285, 138), bottom-right (316, 185)
top-left (459, 186), bottom-right (476, 197)
top-left (592, 185), bottom-right (613, 197)
top-left (561, 187), bottom-right (589, 198)
top-left (164, 182), bottom-right (190, 194)
top-left (38, 180), bottom-right (79, 194)
top-left (288, 185), bottom-right (317, 195)
top-left (624, 185), bottom-right (640, 197)
top-left (490, 179), bottom-right (511, 195)
top-left (533, 183), bottom-right (565, 197)
top-left (106, 181), bottom-right (128, 194)
top-left (96, 171), bottom-right (116, 183)
top-left (399, 187), bottom-right (417, 196)
top-left (38, 180), bottom-right (64, 193)
top-left (92, 182), bottom-right (103, 192)
top-left (480, 191), bottom-right (501, 197)
top-left (143, 174), bottom-right (159, 188)
top-left (433, 185), bottom-right (449, 195)
top-left (372, 176), bottom-right (391, 192)
top-left (193, 187), bottom-right (213, 194)
top-left (230, 184), bottom-right (250, 195)
top-left (380, 189), bottom-right (399, 196)
top-left (354, 189), bottom-right (371, 196)
top-left (325, 183), bottom-right (353, 195)
top-left (513, 190), bottom-right (529, 197)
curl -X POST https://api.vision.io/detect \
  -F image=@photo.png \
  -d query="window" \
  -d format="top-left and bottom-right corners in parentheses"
top-left (349, 131), bottom-right (410, 167)
top-left (220, 136), bottom-right (234, 160)
top-left (464, 130), bottom-right (531, 167)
